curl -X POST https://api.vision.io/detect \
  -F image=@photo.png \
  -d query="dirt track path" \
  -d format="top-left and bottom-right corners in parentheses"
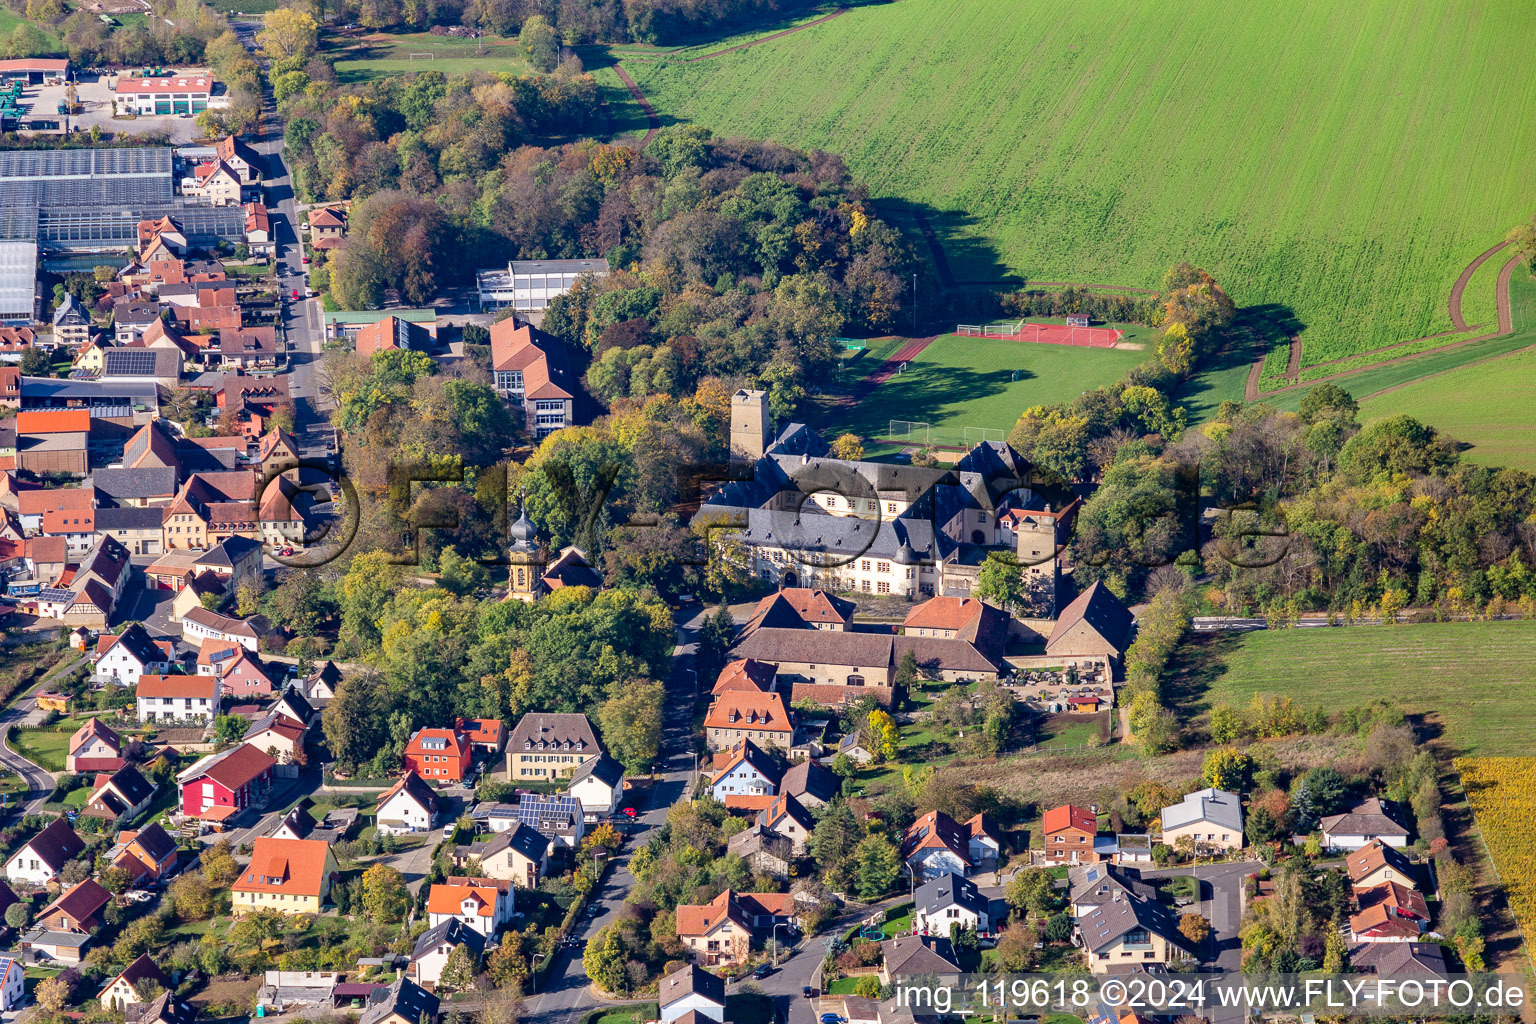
top-left (612, 66), bottom-right (660, 148)
top-left (685, 7), bottom-right (848, 61)
top-left (1449, 239), bottom-right (1512, 331)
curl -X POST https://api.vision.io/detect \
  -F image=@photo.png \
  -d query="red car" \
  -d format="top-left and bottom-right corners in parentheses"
top-left (302, 256), bottom-right (311, 264)
top-left (291, 288), bottom-right (299, 299)
top-left (278, 546), bottom-right (295, 556)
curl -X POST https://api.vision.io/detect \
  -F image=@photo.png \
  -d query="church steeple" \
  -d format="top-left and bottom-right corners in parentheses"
top-left (508, 491), bottom-right (543, 601)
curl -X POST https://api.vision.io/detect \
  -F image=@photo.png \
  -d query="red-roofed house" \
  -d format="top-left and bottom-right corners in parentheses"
top-left (137, 674), bottom-right (219, 724)
top-left (675, 889), bottom-right (797, 966)
top-left (427, 880), bottom-right (513, 937)
top-left (66, 717), bottom-right (125, 773)
top-left (403, 728), bottom-right (471, 783)
top-left (1042, 804), bottom-right (1100, 864)
top-left (703, 691), bottom-right (795, 753)
top-left (488, 321), bottom-right (582, 439)
top-left (454, 718), bottom-right (505, 755)
top-left (178, 743), bottom-right (276, 822)
top-left (712, 658), bottom-right (777, 695)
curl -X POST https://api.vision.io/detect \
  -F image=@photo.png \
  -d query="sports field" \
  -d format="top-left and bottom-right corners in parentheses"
top-left (332, 33), bottom-right (531, 83)
top-left (1171, 622), bottom-right (1536, 757)
top-left (622, 0), bottom-right (1536, 370)
top-left (819, 332), bottom-right (1147, 443)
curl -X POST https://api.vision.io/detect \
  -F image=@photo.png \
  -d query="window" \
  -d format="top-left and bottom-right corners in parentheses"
top-left (877, 561), bottom-right (891, 573)
top-left (877, 581), bottom-right (890, 594)
top-left (860, 560), bottom-right (871, 571)
top-left (886, 503), bottom-right (897, 513)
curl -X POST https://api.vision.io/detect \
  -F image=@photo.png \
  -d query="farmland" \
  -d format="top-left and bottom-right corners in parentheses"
top-left (621, 0), bottom-right (1536, 369)
top-left (814, 333), bottom-right (1147, 443)
top-left (1455, 758), bottom-right (1536, 957)
top-left (330, 33), bottom-right (532, 84)
top-left (1168, 623), bottom-right (1536, 758)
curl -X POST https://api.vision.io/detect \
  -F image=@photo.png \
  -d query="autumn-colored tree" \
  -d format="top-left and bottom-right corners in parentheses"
top-left (35, 976), bottom-right (67, 1012)
top-left (360, 863), bottom-right (410, 923)
top-left (865, 709), bottom-right (898, 762)
top-left (1200, 747), bottom-right (1252, 791)
top-left (201, 840), bottom-right (239, 886)
top-left (258, 7), bottom-right (320, 65)
top-left (1178, 912), bottom-right (1212, 946)
top-left (829, 433), bottom-right (864, 461)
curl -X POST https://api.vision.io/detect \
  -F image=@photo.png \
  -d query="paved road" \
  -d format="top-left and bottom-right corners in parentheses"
top-left (520, 609), bottom-right (704, 1024)
top-left (0, 693), bottom-right (54, 815)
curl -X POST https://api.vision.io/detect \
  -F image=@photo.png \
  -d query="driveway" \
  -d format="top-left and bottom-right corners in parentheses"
top-left (1140, 860), bottom-right (1259, 971)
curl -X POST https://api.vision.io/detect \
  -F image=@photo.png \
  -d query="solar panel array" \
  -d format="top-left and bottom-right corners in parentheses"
top-left (36, 202), bottom-right (243, 250)
top-left (0, 147), bottom-right (174, 209)
top-left (103, 348), bottom-right (159, 375)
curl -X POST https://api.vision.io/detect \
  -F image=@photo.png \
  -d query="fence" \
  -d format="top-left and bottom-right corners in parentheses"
top-left (883, 421), bottom-right (1005, 449)
top-left (956, 319), bottom-right (1024, 337)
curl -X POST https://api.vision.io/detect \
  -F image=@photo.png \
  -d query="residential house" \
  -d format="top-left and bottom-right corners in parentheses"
top-left (1042, 804), bottom-right (1102, 865)
top-left (659, 964), bottom-right (725, 1024)
top-left (114, 301), bottom-right (161, 343)
top-left (181, 606), bottom-right (267, 651)
top-left (878, 935), bottom-right (961, 986)
top-left (743, 588), bottom-right (855, 632)
top-left (1347, 839), bottom-right (1421, 892)
top-left (411, 918), bottom-right (486, 989)
top-left (567, 753), bottom-right (624, 820)
top-left (94, 623), bottom-right (176, 686)
top-left (487, 321), bottom-right (583, 438)
top-left (516, 794), bottom-right (585, 850)
top-left (95, 505), bottom-right (167, 556)
top-left (712, 658), bottom-right (777, 696)
top-left (1077, 892), bottom-right (1188, 973)
top-left (404, 728), bottom-right (472, 783)
top-left (232, 837), bottom-right (338, 915)
top-left (704, 690), bottom-right (795, 752)
top-left (1349, 941), bottom-right (1449, 977)
top-left (17, 486), bottom-right (93, 534)
top-left (243, 712), bottom-right (307, 769)
top-left (37, 878), bottom-right (113, 933)
top-left (258, 425), bottom-right (301, 480)
top-left (110, 823), bottom-right (179, 884)
top-left (301, 660), bottom-right (341, 703)
top-left (462, 822), bottom-right (547, 888)
top-left (270, 687), bottom-right (316, 730)
top-left (899, 595), bottom-right (1009, 663)
top-left (726, 826), bottom-right (793, 880)
top-left (67, 717), bottom-right (126, 772)
top-left (4, 817), bottom-right (86, 885)
top-left (354, 314), bottom-right (436, 359)
top-left (426, 880), bottom-right (513, 938)
top-left (269, 804), bottom-right (321, 842)
top-left (376, 772), bottom-right (439, 835)
top-left (170, 571), bottom-right (225, 622)
top-left (309, 206), bottom-right (347, 246)
top-left (1320, 798), bottom-right (1410, 852)
top-left (755, 793), bottom-right (814, 855)
top-left (1160, 788), bottom-right (1244, 853)
top-left (359, 977), bottom-right (438, 1024)
top-left (177, 743), bottom-right (276, 823)
top-left (1067, 863), bottom-right (1158, 917)
top-left (216, 135), bottom-right (262, 183)
top-left (453, 717), bottom-right (505, 756)
top-left (53, 292), bottom-right (91, 348)
top-left (781, 758), bottom-right (839, 809)
top-left (82, 763), bottom-right (156, 823)
top-left (137, 673), bottom-right (219, 724)
top-left (137, 991), bottom-right (198, 1024)
top-left (211, 327), bottom-right (277, 368)
top-left (506, 712), bottom-right (601, 780)
top-left (98, 954), bottom-right (173, 1011)
top-left (675, 889), bottom-right (797, 966)
top-left (101, 347), bottom-right (183, 386)
top-left (904, 809), bottom-right (1003, 878)
top-left (914, 871), bottom-right (992, 937)
top-left (199, 642), bottom-right (278, 697)
top-left (1350, 882), bottom-right (1431, 942)
top-left (188, 160), bottom-right (243, 205)
top-left (244, 202), bottom-right (272, 254)
top-left (709, 739), bottom-right (782, 803)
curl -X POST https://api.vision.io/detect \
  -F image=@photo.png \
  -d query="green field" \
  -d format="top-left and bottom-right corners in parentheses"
top-left (332, 33), bottom-right (531, 83)
top-left (0, 7), bottom-right (60, 47)
top-left (11, 720), bottom-right (77, 773)
top-left (623, 0), bottom-right (1536, 369)
top-left (819, 333), bottom-right (1146, 442)
top-left (1170, 622), bottom-right (1536, 757)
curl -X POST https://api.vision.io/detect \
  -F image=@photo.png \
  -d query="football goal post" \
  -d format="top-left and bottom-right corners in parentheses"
top-left (963, 426), bottom-right (1006, 447)
top-left (408, 52), bottom-right (436, 60)
top-left (888, 420), bottom-right (931, 444)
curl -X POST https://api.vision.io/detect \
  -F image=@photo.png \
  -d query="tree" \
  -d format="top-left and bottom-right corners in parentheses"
top-left (865, 709), bottom-right (898, 762)
top-left (440, 943), bottom-right (477, 990)
top-left (1005, 867), bottom-right (1059, 915)
top-left (830, 752), bottom-right (855, 778)
top-left (201, 840), bottom-right (238, 885)
top-left (1178, 912), bottom-right (1212, 946)
top-left (829, 433), bottom-right (864, 461)
top-left (583, 926), bottom-right (626, 993)
top-left (596, 678), bottom-right (664, 774)
top-left (258, 7), bottom-right (319, 64)
top-left (853, 975), bottom-right (881, 999)
top-left (1208, 703), bottom-right (1245, 743)
top-left (214, 713), bottom-right (248, 747)
top-left (993, 922), bottom-right (1037, 972)
top-left (36, 976), bottom-right (67, 1012)
top-left (360, 863), bottom-right (410, 923)
top-left (854, 834), bottom-right (900, 898)
top-left (518, 14), bottom-right (558, 72)
top-left (19, 346), bottom-right (49, 375)
top-left (974, 557), bottom-right (1028, 613)
top-left (171, 874), bottom-right (215, 922)
top-left (1321, 921), bottom-right (1348, 972)
top-left (1200, 747), bottom-right (1252, 791)
top-left (4, 902), bottom-right (28, 930)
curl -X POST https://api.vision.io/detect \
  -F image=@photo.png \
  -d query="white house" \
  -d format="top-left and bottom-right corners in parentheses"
top-left (136, 675), bottom-right (219, 724)
top-left (659, 964), bottom-right (725, 1024)
top-left (568, 754), bottom-right (624, 821)
top-left (426, 880), bottom-right (513, 938)
top-left (376, 772), bottom-right (438, 835)
top-left (4, 818), bottom-right (86, 886)
top-left (410, 918), bottom-right (485, 988)
top-left (708, 740), bottom-right (780, 801)
top-left (93, 625), bottom-right (175, 687)
top-left (913, 871), bottom-right (992, 937)
top-left (181, 607), bottom-right (265, 652)
top-left (0, 955), bottom-right (23, 1011)
top-left (1320, 798), bottom-right (1410, 851)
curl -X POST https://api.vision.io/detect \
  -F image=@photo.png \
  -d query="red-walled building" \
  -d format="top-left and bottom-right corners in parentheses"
top-left (178, 743), bottom-right (276, 822)
top-left (403, 728), bottom-right (471, 783)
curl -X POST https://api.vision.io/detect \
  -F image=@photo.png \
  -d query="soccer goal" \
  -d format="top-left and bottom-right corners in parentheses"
top-left (956, 319), bottom-right (1024, 338)
top-left (963, 426), bottom-right (1005, 446)
top-left (408, 52), bottom-right (436, 60)
top-left (888, 420), bottom-right (931, 444)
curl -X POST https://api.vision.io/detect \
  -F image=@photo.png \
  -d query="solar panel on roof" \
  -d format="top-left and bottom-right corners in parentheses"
top-left (103, 348), bottom-right (159, 375)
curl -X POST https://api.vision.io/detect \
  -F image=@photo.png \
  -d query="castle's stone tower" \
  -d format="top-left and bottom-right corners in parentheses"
top-left (731, 388), bottom-right (772, 460)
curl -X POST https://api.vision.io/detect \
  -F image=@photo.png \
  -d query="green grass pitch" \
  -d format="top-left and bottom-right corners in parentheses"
top-left (818, 333), bottom-right (1148, 441)
top-left (624, 0), bottom-right (1536, 370)
top-left (331, 33), bottom-right (531, 84)
top-left (1170, 622), bottom-right (1536, 757)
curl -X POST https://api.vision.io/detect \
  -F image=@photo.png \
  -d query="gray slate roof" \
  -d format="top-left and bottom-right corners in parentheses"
top-left (93, 466), bottom-right (178, 502)
top-left (915, 871), bottom-right (987, 919)
top-left (1160, 788), bottom-right (1243, 834)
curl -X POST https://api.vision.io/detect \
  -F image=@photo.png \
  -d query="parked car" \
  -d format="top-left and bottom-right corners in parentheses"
top-left (753, 964), bottom-right (774, 979)
top-left (803, 987), bottom-right (814, 999)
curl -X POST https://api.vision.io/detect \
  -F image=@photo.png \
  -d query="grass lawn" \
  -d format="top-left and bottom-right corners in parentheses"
top-left (1167, 622), bottom-right (1536, 757)
top-left (825, 977), bottom-right (867, 995)
top-left (205, 0), bottom-right (284, 12)
top-left (1354, 272), bottom-right (1536, 470)
top-left (11, 720), bottom-right (78, 773)
top-left (0, 8), bottom-right (60, 47)
top-left (625, 0), bottom-right (1536, 369)
top-left (585, 1005), bottom-right (660, 1024)
top-left (1035, 715), bottom-right (1105, 751)
top-left (331, 32), bottom-right (532, 84)
top-left (818, 333), bottom-right (1146, 442)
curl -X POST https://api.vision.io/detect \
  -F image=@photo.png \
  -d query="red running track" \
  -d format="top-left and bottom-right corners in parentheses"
top-left (864, 336), bottom-right (937, 387)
